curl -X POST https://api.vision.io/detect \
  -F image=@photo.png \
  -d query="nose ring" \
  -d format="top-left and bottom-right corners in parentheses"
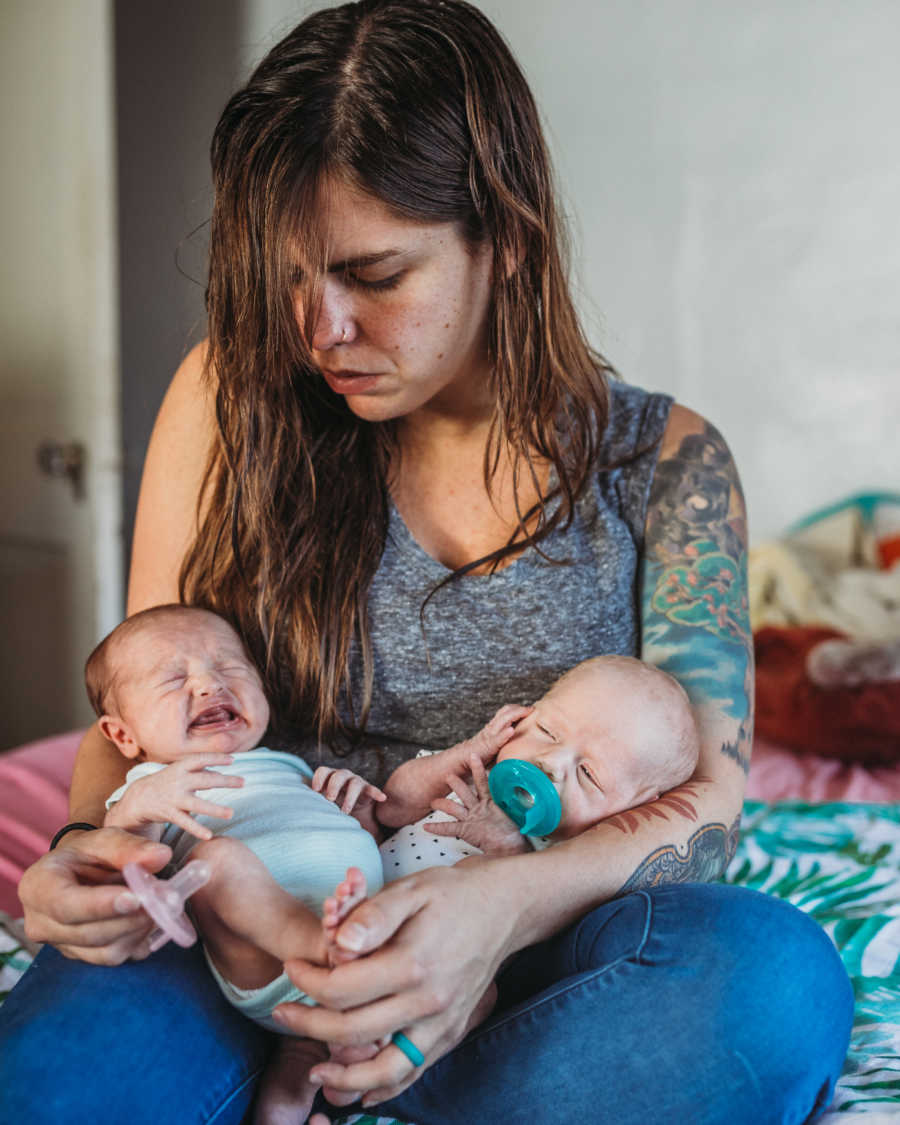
top-left (340, 325), bottom-right (349, 342)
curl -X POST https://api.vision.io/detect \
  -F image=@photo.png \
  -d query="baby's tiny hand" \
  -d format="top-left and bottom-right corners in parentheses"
top-left (429, 754), bottom-right (529, 856)
top-left (312, 767), bottom-right (386, 839)
top-left (104, 754), bottom-right (243, 840)
top-left (311, 766), bottom-right (386, 815)
top-left (446, 703), bottom-right (533, 764)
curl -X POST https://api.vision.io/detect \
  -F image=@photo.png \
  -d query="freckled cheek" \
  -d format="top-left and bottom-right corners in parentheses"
top-left (380, 297), bottom-right (455, 361)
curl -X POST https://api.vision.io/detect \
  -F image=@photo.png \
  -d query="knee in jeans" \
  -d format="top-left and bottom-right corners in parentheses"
top-left (724, 892), bottom-right (853, 1095)
top-left (570, 893), bottom-right (652, 970)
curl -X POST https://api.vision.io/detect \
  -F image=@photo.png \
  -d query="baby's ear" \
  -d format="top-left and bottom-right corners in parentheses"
top-left (98, 715), bottom-right (142, 760)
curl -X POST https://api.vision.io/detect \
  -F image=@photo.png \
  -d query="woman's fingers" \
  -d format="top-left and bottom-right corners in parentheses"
top-left (288, 866), bottom-right (509, 1103)
top-left (310, 1032), bottom-right (432, 1105)
top-left (35, 897), bottom-right (155, 964)
top-left (72, 827), bottom-right (171, 871)
top-left (56, 914), bottom-right (155, 963)
top-left (18, 829), bottom-right (170, 950)
top-left (50, 875), bottom-right (141, 926)
top-left (320, 881), bottom-right (421, 960)
top-left (274, 979), bottom-right (418, 1041)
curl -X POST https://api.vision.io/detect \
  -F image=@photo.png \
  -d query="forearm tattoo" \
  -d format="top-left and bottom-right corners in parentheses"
top-left (605, 778), bottom-right (709, 835)
top-left (616, 814), bottom-right (742, 895)
top-left (642, 420), bottom-right (753, 774)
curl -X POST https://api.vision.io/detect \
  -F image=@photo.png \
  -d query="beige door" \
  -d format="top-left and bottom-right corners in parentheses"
top-left (0, 0), bottom-right (122, 749)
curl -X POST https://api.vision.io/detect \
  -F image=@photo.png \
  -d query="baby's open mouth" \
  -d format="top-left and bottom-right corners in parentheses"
top-left (189, 705), bottom-right (241, 730)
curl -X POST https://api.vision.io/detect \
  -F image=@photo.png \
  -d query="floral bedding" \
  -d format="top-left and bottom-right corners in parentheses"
top-left (723, 801), bottom-right (900, 1121)
top-left (3, 800), bottom-right (899, 1122)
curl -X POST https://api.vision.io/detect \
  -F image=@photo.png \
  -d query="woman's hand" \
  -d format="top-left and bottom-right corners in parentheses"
top-left (18, 828), bottom-right (172, 964)
top-left (271, 862), bottom-right (515, 1108)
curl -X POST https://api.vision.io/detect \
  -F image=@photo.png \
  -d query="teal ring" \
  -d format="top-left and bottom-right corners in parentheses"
top-left (391, 1031), bottom-right (425, 1067)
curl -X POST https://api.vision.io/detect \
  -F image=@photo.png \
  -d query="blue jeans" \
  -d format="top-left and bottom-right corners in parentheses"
top-left (0, 884), bottom-right (853, 1125)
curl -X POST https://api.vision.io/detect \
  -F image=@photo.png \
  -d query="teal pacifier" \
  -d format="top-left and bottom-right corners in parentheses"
top-left (488, 759), bottom-right (562, 837)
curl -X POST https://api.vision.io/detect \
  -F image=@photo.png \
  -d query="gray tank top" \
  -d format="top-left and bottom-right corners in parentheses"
top-left (309, 379), bottom-right (672, 785)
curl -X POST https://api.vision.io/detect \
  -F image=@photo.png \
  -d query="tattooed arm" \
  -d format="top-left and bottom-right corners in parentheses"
top-left (614, 403), bottom-right (750, 890)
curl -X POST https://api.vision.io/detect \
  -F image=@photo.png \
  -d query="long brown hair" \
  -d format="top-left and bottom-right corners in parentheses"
top-left (181, 0), bottom-right (616, 748)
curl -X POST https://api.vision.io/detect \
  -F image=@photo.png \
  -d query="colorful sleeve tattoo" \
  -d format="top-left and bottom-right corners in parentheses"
top-left (611, 413), bottom-right (752, 893)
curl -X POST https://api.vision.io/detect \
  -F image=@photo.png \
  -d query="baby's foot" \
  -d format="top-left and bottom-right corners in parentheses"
top-left (253, 1036), bottom-right (327, 1125)
top-left (322, 866), bottom-right (369, 965)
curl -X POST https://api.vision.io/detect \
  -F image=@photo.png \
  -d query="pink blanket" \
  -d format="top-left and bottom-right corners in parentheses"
top-left (745, 736), bottom-right (900, 803)
top-left (0, 732), bottom-right (80, 916)
top-left (4, 730), bottom-right (900, 917)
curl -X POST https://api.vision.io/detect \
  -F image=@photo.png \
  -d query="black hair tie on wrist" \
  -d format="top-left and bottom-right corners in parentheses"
top-left (49, 822), bottom-right (98, 851)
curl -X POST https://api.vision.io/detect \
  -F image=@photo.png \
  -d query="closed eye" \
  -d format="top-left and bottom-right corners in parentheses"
top-left (347, 271), bottom-right (405, 292)
top-left (536, 723), bottom-right (557, 742)
top-left (579, 762), bottom-right (603, 791)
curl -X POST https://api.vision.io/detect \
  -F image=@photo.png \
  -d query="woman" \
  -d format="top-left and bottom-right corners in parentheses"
top-left (1, 2), bottom-right (852, 1122)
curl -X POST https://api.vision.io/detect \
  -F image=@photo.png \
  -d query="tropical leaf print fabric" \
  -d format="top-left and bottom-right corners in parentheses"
top-left (723, 801), bottom-right (900, 1119)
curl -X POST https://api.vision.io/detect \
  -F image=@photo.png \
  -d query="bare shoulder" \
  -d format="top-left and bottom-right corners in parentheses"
top-left (658, 402), bottom-right (727, 457)
top-left (157, 340), bottom-right (214, 424)
top-left (127, 341), bottom-right (218, 615)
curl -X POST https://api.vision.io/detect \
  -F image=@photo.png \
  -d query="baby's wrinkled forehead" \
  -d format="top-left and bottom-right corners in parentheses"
top-left (107, 610), bottom-right (240, 690)
top-left (109, 617), bottom-right (183, 668)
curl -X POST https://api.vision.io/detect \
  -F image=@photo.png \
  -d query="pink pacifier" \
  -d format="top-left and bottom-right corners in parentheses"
top-left (122, 859), bottom-right (211, 951)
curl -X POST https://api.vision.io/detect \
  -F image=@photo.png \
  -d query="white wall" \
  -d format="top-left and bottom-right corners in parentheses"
top-left (243, 0), bottom-right (900, 542)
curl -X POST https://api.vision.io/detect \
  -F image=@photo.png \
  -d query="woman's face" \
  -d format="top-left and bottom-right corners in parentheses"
top-left (295, 180), bottom-right (495, 425)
